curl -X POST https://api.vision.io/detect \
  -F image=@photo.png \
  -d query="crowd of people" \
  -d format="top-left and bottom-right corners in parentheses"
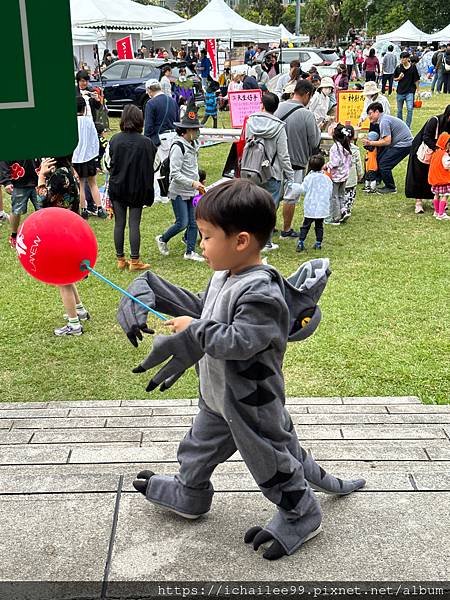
top-left (2, 41), bottom-right (450, 336)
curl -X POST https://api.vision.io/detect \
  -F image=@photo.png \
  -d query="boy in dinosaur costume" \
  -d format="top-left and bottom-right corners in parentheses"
top-left (118, 179), bottom-right (365, 560)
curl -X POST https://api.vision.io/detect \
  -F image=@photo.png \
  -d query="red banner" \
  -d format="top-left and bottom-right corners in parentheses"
top-left (205, 39), bottom-right (217, 78)
top-left (116, 36), bottom-right (133, 60)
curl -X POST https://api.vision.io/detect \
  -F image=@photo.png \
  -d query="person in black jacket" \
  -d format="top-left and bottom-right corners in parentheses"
top-left (106, 105), bottom-right (155, 271)
top-left (76, 70), bottom-right (102, 122)
top-left (405, 104), bottom-right (450, 213)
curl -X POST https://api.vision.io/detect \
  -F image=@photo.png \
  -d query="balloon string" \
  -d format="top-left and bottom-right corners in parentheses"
top-left (80, 260), bottom-right (168, 322)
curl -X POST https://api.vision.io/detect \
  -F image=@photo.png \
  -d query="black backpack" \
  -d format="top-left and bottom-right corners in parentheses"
top-left (158, 141), bottom-right (185, 197)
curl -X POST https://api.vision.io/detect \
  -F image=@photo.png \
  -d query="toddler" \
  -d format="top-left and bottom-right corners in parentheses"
top-left (343, 126), bottom-right (364, 220)
top-left (428, 132), bottom-right (450, 220)
top-left (363, 131), bottom-right (379, 193)
top-left (326, 123), bottom-right (352, 225)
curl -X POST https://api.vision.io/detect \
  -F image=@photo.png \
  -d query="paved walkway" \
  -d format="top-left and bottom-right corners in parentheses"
top-left (0, 396), bottom-right (449, 592)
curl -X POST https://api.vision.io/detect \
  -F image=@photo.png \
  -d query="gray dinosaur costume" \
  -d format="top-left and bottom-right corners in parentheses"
top-left (117, 259), bottom-right (365, 560)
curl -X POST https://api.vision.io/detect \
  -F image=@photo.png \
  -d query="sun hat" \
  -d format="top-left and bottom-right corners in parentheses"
top-left (317, 76), bottom-right (335, 90)
top-left (362, 81), bottom-right (381, 96)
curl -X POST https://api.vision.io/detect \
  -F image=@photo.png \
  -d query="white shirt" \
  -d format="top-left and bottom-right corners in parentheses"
top-left (72, 116), bottom-right (99, 164)
top-left (160, 75), bottom-right (172, 97)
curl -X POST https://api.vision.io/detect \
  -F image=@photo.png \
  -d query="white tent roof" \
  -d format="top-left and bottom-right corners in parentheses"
top-left (151, 0), bottom-right (281, 42)
top-left (376, 20), bottom-right (430, 42)
top-left (70, 0), bottom-right (184, 29)
top-left (279, 24), bottom-right (294, 40)
top-left (428, 24), bottom-right (450, 42)
top-left (72, 27), bottom-right (98, 46)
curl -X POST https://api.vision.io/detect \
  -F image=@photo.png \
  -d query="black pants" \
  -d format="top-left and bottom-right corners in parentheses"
top-left (201, 114), bottom-right (218, 128)
top-left (299, 217), bottom-right (324, 243)
top-left (443, 71), bottom-right (450, 94)
top-left (365, 71), bottom-right (377, 82)
top-left (381, 73), bottom-right (394, 95)
top-left (347, 64), bottom-right (354, 79)
top-left (112, 201), bottom-right (143, 259)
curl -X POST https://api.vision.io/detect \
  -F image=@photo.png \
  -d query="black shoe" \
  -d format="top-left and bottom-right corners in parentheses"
top-left (96, 207), bottom-right (108, 219)
top-left (340, 211), bottom-right (351, 223)
top-left (376, 186), bottom-right (396, 195)
top-left (313, 241), bottom-right (322, 250)
top-left (296, 240), bottom-right (305, 252)
top-left (81, 209), bottom-right (89, 220)
top-left (280, 229), bottom-right (299, 239)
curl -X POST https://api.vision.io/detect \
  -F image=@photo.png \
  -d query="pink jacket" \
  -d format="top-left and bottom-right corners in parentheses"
top-left (328, 142), bottom-right (352, 183)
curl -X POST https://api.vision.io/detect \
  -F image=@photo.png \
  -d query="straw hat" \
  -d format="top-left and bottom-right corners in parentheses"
top-left (317, 76), bottom-right (335, 90)
top-left (362, 81), bottom-right (381, 96)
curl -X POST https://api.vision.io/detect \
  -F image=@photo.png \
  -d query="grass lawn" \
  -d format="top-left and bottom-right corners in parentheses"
top-left (0, 94), bottom-right (449, 404)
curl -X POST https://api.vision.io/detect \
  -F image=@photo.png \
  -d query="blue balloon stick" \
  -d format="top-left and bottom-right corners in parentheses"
top-left (80, 260), bottom-right (168, 322)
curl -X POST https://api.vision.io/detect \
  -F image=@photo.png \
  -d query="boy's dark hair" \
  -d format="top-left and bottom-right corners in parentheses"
top-left (308, 154), bottom-right (325, 172)
top-left (290, 59), bottom-right (300, 69)
top-left (198, 168), bottom-right (206, 183)
top-left (195, 179), bottom-right (276, 249)
top-left (367, 101), bottom-right (384, 113)
top-left (388, 45), bottom-right (394, 52)
top-left (294, 79), bottom-right (314, 97)
top-left (76, 96), bottom-right (86, 114)
top-left (120, 104), bottom-right (144, 133)
top-left (261, 92), bottom-right (279, 114)
top-left (400, 51), bottom-right (410, 59)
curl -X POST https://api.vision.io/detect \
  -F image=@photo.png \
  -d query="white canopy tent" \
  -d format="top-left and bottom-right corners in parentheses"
top-left (428, 24), bottom-right (450, 43)
top-left (70, 0), bottom-right (184, 29)
top-left (151, 0), bottom-right (282, 42)
top-left (279, 24), bottom-right (294, 40)
top-left (376, 20), bottom-right (430, 43)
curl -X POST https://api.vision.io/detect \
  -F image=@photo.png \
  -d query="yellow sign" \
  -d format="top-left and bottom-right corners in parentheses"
top-left (336, 90), bottom-right (369, 129)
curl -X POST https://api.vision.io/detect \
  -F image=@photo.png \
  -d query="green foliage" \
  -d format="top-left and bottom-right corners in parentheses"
top-left (281, 5), bottom-right (296, 32)
top-left (236, 0), bottom-right (284, 25)
top-left (175, 0), bottom-right (207, 19)
top-left (367, 0), bottom-right (450, 36)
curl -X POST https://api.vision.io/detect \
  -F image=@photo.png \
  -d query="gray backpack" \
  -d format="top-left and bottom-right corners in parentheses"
top-left (240, 136), bottom-right (276, 185)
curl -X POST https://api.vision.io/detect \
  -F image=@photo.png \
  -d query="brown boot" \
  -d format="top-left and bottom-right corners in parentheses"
top-left (117, 257), bottom-right (130, 270)
top-left (129, 258), bottom-right (150, 271)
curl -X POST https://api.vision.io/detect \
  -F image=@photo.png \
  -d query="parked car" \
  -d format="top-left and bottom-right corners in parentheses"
top-left (257, 48), bottom-right (340, 77)
top-left (93, 59), bottom-right (203, 111)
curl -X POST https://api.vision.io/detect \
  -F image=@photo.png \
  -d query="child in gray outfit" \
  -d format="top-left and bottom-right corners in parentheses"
top-left (118, 179), bottom-right (365, 560)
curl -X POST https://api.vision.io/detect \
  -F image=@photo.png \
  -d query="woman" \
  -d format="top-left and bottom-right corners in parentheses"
top-left (155, 102), bottom-right (205, 262)
top-left (107, 105), bottom-right (156, 271)
top-left (333, 64), bottom-right (349, 90)
top-left (363, 48), bottom-right (380, 82)
top-left (405, 104), bottom-right (450, 213)
top-left (356, 81), bottom-right (390, 128)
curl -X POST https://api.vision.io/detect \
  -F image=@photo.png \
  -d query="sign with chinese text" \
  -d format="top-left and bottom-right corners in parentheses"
top-left (0, 0), bottom-right (77, 160)
top-left (116, 36), bottom-right (134, 60)
top-left (228, 89), bottom-right (262, 128)
top-left (336, 90), bottom-right (369, 129)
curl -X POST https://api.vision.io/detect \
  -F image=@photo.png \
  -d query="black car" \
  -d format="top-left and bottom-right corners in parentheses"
top-left (95, 59), bottom-right (203, 111)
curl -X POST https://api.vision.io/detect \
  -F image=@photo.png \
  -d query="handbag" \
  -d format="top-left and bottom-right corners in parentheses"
top-left (416, 117), bottom-right (439, 165)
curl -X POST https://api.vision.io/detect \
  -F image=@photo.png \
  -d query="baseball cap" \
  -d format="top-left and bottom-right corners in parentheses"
top-left (145, 79), bottom-right (161, 90)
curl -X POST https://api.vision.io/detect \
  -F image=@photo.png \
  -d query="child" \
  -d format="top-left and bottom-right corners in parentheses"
top-left (118, 179), bottom-right (365, 560)
top-left (72, 96), bottom-right (106, 220)
top-left (201, 79), bottom-right (219, 128)
top-left (326, 123), bottom-right (353, 225)
top-left (428, 132), bottom-right (450, 220)
top-left (363, 131), bottom-right (379, 194)
top-left (295, 154), bottom-right (332, 251)
top-left (36, 157), bottom-right (90, 336)
top-left (343, 125), bottom-right (364, 220)
top-left (0, 158), bottom-right (41, 248)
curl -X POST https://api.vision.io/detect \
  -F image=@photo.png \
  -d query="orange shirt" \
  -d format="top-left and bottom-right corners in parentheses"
top-left (428, 133), bottom-right (450, 187)
top-left (365, 148), bottom-right (378, 172)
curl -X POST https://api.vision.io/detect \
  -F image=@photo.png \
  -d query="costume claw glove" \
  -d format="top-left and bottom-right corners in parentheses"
top-left (133, 330), bottom-right (204, 392)
top-left (117, 275), bottom-right (156, 347)
top-left (287, 258), bottom-right (331, 304)
top-left (244, 526), bottom-right (287, 560)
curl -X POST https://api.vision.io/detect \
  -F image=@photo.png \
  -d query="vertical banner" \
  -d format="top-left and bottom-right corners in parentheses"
top-left (116, 35), bottom-right (134, 60)
top-left (205, 38), bottom-right (217, 78)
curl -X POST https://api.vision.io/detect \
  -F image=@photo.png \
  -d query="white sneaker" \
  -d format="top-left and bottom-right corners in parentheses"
top-left (184, 251), bottom-right (205, 262)
top-left (63, 309), bottom-right (90, 321)
top-left (436, 213), bottom-right (450, 220)
top-left (262, 242), bottom-right (279, 252)
top-left (433, 211), bottom-right (439, 218)
top-left (54, 324), bottom-right (83, 337)
top-left (0, 211), bottom-right (9, 223)
top-left (155, 235), bottom-right (169, 256)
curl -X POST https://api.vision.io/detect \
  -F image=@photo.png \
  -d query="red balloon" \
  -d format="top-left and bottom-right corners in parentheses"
top-left (16, 208), bottom-right (98, 285)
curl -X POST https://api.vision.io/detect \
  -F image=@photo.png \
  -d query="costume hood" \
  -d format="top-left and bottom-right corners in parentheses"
top-left (436, 132), bottom-right (450, 150)
top-left (246, 112), bottom-right (286, 139)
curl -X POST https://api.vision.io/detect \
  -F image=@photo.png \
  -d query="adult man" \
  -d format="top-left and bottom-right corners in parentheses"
top-left (431, 44), bottom-right (446, 94)
top-left (144, 79), bottom-right (179, 203)
top-left (244, 45), bottom-right (255, 65)
top-left (362, 102), bottom-right (413, 194)
top-left (197, 49), bottom-right (212, 90)
top-left (393, 52), bottom-right (420, 128)
top-left (245, 92), bottom-right (294, 251)
top-left (274, 60), bottom-right (307, 99)
top-left (381, 45), bottom-right (397, 95)
top-left (442, 44), bottom-right (450, 94)
top-left (345, 44), bottom-right (355, 79)
top-left (274, 79), bottom-right (321, 237)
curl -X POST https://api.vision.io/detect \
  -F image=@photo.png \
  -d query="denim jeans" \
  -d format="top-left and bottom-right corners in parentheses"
top-left (431, 69), bottom-right (444, 93)
top-left (11, 187), bottom-right (40, 215)
top-left (162, 195), bottom-right (198, 253)
top-left (396, 92), bottom-right (415, 128)
top-left (377, 145), bottom-right (411, 190)
top-left (261, 178), bottom-right (282, 208)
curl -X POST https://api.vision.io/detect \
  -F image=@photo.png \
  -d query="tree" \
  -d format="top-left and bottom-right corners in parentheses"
top-left (175, 0), bottom-right (207, 19)
top-left (281, 5), bottom-right (296, 32)
top-left (236, 0), bottom-right (284, 25)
